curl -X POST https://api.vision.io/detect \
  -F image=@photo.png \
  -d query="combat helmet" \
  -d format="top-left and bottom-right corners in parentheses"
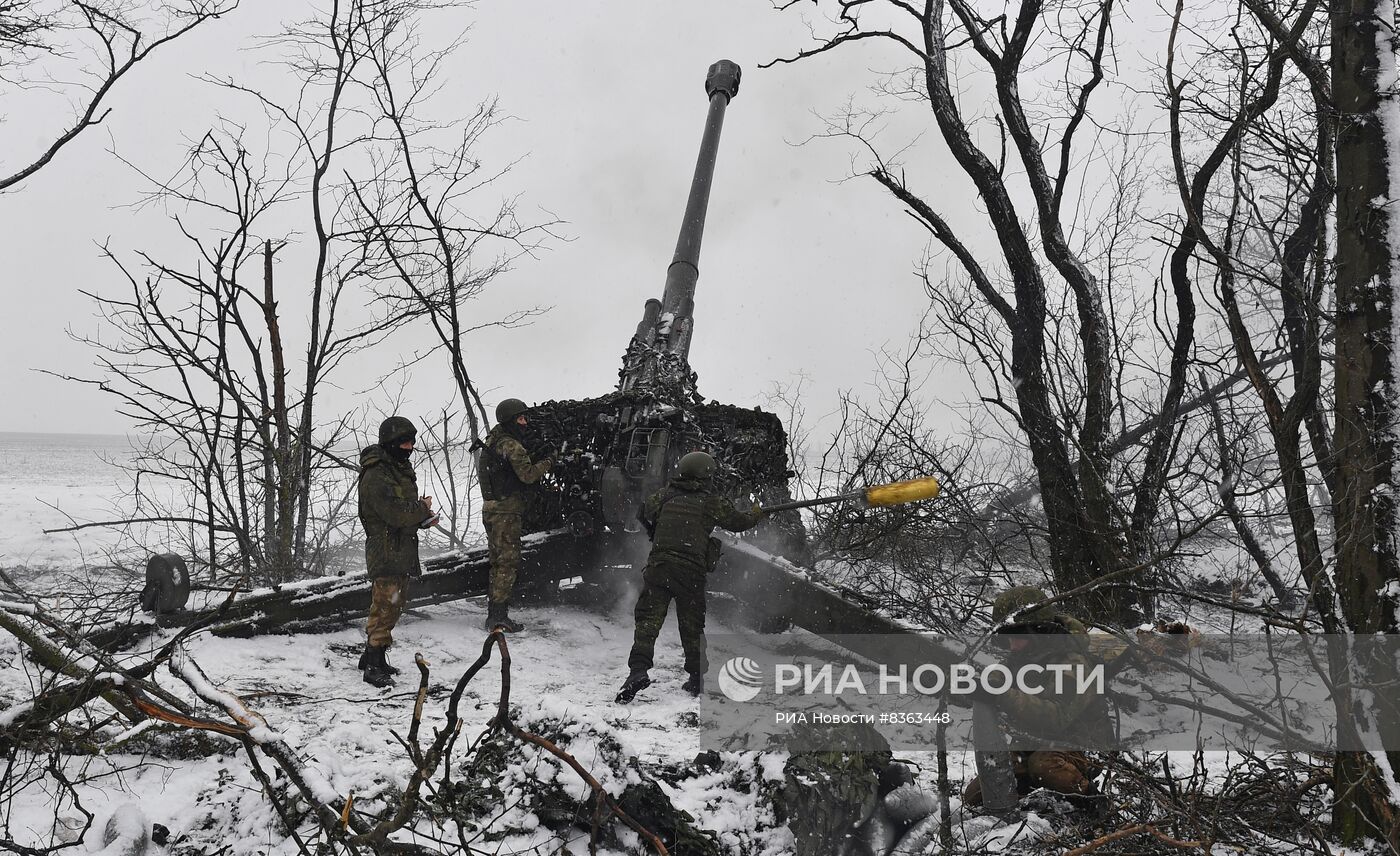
top-left (991, 585), bottom-right (1057, 629)
top-left (378, 415), bottom-right (417, 446)
top-left (496, 398), bottom-right (529, 424)
top-left (678, 450), bottom-right (716, 480)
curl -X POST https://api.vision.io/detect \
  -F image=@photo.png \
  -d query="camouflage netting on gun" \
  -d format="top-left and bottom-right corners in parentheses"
top-left (616, 336), bottom-right (702, 404)
top-left (516, 389), bottom-right (807, 559)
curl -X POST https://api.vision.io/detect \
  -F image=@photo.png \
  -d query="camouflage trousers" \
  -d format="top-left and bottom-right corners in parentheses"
top-left (483, 507), bottom-right (522, 604)
top-left (627, 561), bottom-right (708, 676)
top-left (366, 575), bottom-right (410, 647)
top-left (962, 750), bottom-right (1099, 806)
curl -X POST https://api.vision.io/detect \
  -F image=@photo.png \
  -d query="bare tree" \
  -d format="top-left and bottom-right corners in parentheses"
top-left (0, 3), bottom-right (58, 60)
top-left (767, 0), bottom-right (1216, 623)
top-left (50, 129), bottom-right (375, 584)
top-left (1169, 0), bottom-right (1400, 839)
top-left (52, 0), bottom-right (546, 585)
top-left (767, 0), bottom-right (1400, 841)
top-left (342, 9), bottom-right (559, 441)
top-left (0, 1), bottom-right (237, 193)
top-left (1326, 0), bottom-right (1400, 840)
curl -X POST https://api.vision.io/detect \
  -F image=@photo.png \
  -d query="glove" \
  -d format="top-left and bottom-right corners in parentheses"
top-left (536, 443), bottom-right (557, 461)
top-left (419, 513), bottom-right (441, 530)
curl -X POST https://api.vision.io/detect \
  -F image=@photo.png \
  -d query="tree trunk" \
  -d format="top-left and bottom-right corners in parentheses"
top-left (1331, 0), bottom-right (1400, 841)
top-left (918, 2), bottom-right (1114, 617)
top-left (263, 240), bottom-right (295, 583)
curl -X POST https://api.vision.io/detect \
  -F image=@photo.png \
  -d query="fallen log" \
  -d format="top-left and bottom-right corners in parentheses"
top-left (84, 530), bottom-right (608, 650)
top-left (81, 526), bottom-right (970, 699)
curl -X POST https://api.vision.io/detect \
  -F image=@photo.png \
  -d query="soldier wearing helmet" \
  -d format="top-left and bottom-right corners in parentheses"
top-left (963, 585), bottom-right (1111, 809)
top-left (357, 415), bottom-right (437, 688)
top-left (477, 398), bottom-right (554, 632)
top-left (616, 450), bottom-right (766, 703)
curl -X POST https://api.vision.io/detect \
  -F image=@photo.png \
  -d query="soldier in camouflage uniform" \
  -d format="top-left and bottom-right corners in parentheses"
top-left (963, 585), bottom-right (1110, 807)
top-left (477, 398), bottom-right (553, 632)
top-left (616, 451), bottom-right (765, 703)
top-left (358, 416), bottom-right (436, 688)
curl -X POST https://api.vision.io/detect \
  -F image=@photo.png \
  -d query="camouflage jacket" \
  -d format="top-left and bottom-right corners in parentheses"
top-left (478, 424), bottom-right (552, 514)
top-left (358, 445), bottom-right (433, 579)
top-left (641, 475), bottom-right (763, 574)
top-left (999, 616), bottom-right (1113, 750)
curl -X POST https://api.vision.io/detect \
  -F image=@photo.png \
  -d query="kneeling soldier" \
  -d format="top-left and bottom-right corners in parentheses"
top-left (963, 586), bottom-right (1110, 808)
top-left (616, 451), bottom-right (765, 703)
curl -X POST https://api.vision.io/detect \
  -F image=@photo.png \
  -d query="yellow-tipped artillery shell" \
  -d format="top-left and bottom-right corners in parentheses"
top-left (863, 476), bottom-right (941, 508)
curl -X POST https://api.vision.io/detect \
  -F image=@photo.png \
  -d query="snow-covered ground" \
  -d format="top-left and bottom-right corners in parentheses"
top-left (3, 595), bottom-right (759, 850)
top-left (0, 432), bottom-right (1342, 854)
top-left (0, 432), bottom-right (137, 569)
top-left (3, 591), bottom-right (995, 853)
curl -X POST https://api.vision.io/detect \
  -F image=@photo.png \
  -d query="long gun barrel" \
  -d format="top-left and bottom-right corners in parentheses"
top-left (621, 60), bottom-right (741, 392)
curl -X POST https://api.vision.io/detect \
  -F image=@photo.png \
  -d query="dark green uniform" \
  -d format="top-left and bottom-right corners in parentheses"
top-left (627, 474), bottom-right (763, 677)
top-left (358, 443), bottom-right (433, 646)
top-left (963, 586), bottom-right (1110, 806)
top-left (478, 424), bottom-right (552, 604)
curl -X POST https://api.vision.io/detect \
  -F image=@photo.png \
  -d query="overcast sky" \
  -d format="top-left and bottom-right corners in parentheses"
top-left (0, 0), bottom-right (997, 439)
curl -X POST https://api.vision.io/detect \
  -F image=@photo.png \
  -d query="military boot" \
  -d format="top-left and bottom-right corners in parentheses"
top-left (361, 646), bottom-right (394, 688)
top-left (358, 644), bottom-right (400, 675)
top-left (615, 670), bottom-right (652, 704)
top-left (1062, 791), bottom-right (1110, 818)
top-left (497, 602), bottom-right (524, 632)
top-left (682, 673), bottom-right (704, 697)
top-left (483, 601), bottom-right (524, 632)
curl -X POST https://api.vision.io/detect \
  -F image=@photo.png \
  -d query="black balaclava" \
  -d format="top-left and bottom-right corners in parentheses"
top-left (386, 437), bottom-right (414, 463)
top-left (506, 416), bottom-right (534, 445)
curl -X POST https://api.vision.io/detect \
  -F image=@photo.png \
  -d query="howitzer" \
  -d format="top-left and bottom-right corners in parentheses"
top-left (121, 60), bottom-right (803, 632)
top-left (504, 59), bottom-right (807, 562)
top-left (122, 60), bottom-right (801, 627)
top-left (620, 59), bottom-right (740, 393)
top-left (116, 63), bottom-right (973, 718)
